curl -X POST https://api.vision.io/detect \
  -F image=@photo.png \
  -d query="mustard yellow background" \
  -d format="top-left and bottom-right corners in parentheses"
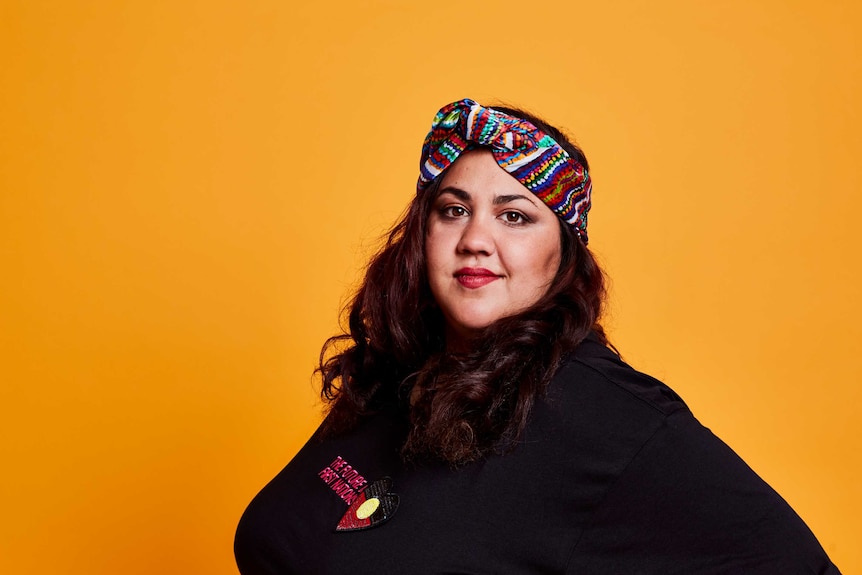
top-left (2, 1), bottom-right (859, 573)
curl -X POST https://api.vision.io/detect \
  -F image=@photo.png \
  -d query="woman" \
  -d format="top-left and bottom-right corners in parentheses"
top-left (235, 99), bottom-right (839, 574)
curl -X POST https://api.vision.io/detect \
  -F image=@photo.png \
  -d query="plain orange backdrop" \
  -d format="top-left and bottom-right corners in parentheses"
top-left (1, 1), bottom-right (859, 573)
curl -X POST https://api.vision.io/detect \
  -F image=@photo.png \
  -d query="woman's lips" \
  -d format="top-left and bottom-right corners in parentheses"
top-left (454, 267), bottom-right (501, 289)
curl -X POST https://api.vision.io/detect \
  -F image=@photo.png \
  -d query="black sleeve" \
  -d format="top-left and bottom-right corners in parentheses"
top-left (566, 409), bottom-right (840, 574)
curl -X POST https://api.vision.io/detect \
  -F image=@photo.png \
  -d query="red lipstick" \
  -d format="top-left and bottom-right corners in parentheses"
top-left (454, 267), bottom-right (501, 289)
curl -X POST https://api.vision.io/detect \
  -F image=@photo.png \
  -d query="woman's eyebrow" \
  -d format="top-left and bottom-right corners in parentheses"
top-left (437, 188), bottom-right (537, 207)
top-left (437, 187), bottom-right (471, 201)
top-left (494, 194), bottom-right (537, 206)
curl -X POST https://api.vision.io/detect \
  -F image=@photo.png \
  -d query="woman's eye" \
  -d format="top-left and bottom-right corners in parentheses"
top-left (442, 206), bottom-right (468, 218)
top-left (503, 211), bottom-right (528, 224)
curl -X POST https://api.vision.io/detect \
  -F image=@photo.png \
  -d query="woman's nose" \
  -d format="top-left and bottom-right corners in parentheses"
top-left (456, 216), bottom-right (495, 255)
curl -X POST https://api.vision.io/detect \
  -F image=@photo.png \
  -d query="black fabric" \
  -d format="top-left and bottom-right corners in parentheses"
top-left (235, 336), bottom-right (839, 574)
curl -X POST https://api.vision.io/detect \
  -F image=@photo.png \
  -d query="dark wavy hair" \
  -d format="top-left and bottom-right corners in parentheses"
top-left (318, 105), bottom-right (609, 465)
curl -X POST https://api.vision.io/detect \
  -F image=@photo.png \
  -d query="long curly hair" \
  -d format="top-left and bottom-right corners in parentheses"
top-left (318, 105), bottom-right (609, 465)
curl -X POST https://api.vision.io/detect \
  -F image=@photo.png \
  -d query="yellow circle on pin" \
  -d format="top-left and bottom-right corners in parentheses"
top-left (355, 497), bottom-right (380, 520)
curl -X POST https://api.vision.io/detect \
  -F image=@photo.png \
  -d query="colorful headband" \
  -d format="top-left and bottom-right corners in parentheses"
top-left (417, 98), bottom-right (592, 243)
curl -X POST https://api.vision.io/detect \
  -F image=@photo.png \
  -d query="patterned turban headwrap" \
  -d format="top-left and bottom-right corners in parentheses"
top-left (417, 98), bottom-right (592, 244)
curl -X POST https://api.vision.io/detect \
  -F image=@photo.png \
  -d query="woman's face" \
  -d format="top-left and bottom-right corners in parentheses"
top-left (425, 149), bottom-right (562, 346)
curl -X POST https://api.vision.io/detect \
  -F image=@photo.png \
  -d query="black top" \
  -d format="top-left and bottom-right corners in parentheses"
top-left (235, 335), bottom-right (839, 574)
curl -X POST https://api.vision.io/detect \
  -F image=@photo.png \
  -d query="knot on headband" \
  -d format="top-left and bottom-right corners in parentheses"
top-left (417, 98), bottom-right (592, 243)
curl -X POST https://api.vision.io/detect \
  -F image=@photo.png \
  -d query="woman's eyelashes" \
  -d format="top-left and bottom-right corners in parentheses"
top-left (437, 205), bottom-right (533, 225)
top-left (501, 210), bottom-right (531, 225)
top-left (439, 204), bottom-right (469, 219)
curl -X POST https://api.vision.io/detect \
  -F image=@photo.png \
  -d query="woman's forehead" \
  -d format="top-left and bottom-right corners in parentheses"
top-left (437, 149), bottom-right (529, 195)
